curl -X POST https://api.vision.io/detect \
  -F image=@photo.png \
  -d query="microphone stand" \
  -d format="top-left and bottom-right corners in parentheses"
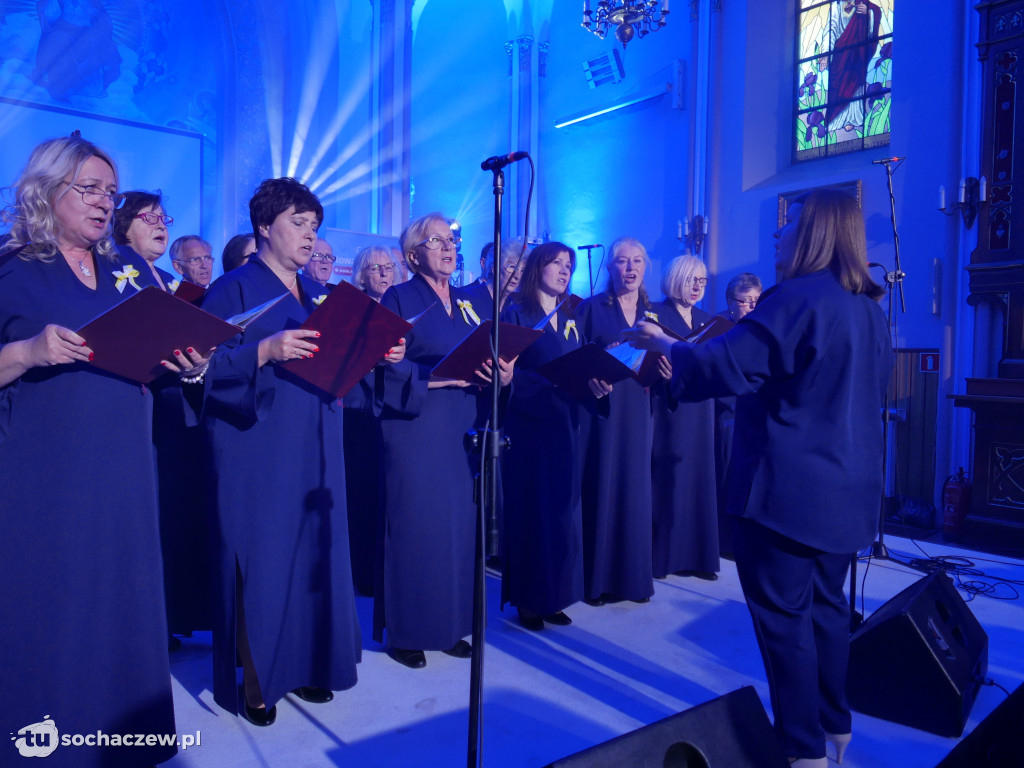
top-left (850, 157), bottom-right (912, 630)
top-left (466, 166), bottom-right (506, 768)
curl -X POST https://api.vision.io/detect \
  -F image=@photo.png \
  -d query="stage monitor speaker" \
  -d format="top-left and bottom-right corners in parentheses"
top-left (847, 570), bottom-right (988, 737)
top-left (544, 686), bottom-right (788, 768)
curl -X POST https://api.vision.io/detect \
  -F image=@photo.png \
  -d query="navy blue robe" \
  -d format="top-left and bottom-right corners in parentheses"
top-left (576, 292), bottom-right (654, 602)
top-left (650, 301), bottom-right (720, 577)
top-left (0, 248), bottom-right (176, 768)
top-left (374, 274), bottom-right (479, 650)
top-left (146, 267), bottom-right (214, 636)
top-left (200, 258), bottom-right (360, 714)
top-left (342, 369), bottom-right (382, 597)
top-left (499, 301), bottom-right (584, 615)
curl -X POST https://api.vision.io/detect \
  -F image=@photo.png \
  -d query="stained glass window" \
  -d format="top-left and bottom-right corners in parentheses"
top-left (795, 0), bottom-right (893, 161)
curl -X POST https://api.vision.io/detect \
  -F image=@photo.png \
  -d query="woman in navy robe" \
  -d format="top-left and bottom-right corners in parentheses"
top-left (114, 192), bottom-right (214, 642)
top-left (374, 212), bottom-right (511, 669)
top-left (576, 236), bottom-right (655, 605)
top-left (626, 190), bottom-right (891, 766)
top-left (500, 242), bottom-right (584, 630)
top-left (0, 135), bottom-right (179, 767)
top-left (343, 245), bottom-right (401, 596)
top-left (200, 178), bottom-right (371, 726)
top-left (650, 255), bottom-right (720, 581)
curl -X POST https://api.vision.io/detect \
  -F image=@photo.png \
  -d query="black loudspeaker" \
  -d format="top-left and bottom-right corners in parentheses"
top-left (544, 686), bottom-right (788, 768)
top-left (847, 570), bottom-right (988, 737)
top-left (936, 682), bottom-right (1024, 767)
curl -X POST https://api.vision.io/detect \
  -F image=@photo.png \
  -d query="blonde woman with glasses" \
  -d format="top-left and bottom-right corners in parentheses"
top-left (650, 256), bottom-right (720, 582)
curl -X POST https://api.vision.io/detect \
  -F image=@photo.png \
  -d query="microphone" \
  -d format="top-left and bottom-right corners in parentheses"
top-left (868, 262), bottom-right (886, 268)
top-left (577, 244), bottom-right (602, 250)
top-left (480, 150), bottom-right (529, 171)
top-left (872, 156), bottom-right (906, 164)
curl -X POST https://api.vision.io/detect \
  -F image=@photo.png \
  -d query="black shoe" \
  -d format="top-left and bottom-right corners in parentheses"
top-left (292, 686), bottom-right (334, 704)
top-left (388, 647), bottom-right (426, 668)
top-left (583, 597), bottom-right (606, 607)
top-left (677, 570), bottom-right (719, 581)
top-left (543, 612), bottom-right (572, 626)
top-left (630, 597), bottom-right (651, 604)
top-left (243, 702), bottom-right (277, 726)
top-left (517, 610), bottom-right (544, 631)
top-left (443, 639), bottom-right (473, 658)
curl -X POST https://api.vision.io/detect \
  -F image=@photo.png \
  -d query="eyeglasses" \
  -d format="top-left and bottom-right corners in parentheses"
top-left (62, 182), bottom-right (125, 209)
top-left (310, 252), bottom-right (336, 263)
top-left (367, 263), bottom-right (394, 275)
top-left (417, 234), bottom-right (461, 250)
top-left (180, 255), bottom-right (214, 265)
top-left (135, 211), bottom-right (174, 226)
top-left (685, 277), bottom-right (708, 287)
top-left (730, 297), bottom-right (758, 309)
top-left (503, 263), bottom-right (525, 275)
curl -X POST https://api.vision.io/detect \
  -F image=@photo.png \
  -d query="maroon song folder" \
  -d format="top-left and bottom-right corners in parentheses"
top-left (684, 314), bottom-right (734, 343)
top-left (431, 320), bottom-right (542, 381)
top-left (279, 280), bottom-right (412, 399)
top-left (171, 280), bottom-right (206, 304)
top-left (535, 342), bottom-right (639, 400)
top-left (77, 286), bottom-right (241, 384)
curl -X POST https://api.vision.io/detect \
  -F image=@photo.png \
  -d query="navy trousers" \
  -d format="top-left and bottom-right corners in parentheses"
top-left (732, 517), bottom-right (853, 760)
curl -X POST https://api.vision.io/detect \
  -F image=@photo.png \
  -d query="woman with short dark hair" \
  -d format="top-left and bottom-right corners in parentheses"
top-left (112, 189), bottom-right (174, 290)
top-left (200, 177), bottom-right (380, 726)
top-left (626, 189), bottom-right (890, 766)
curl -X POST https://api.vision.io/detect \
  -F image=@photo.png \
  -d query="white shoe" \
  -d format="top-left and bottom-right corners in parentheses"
top-left (788, 759), bottom-right (827, 768)
top-left (825, 732), bottom-right (851, 764)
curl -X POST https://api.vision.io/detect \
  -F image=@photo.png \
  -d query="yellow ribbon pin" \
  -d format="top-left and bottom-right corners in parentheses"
top-left (113, 265), bottom-right (142, 293)
top-left (168, 279), bottom-right (181, 293)
top-left (313, 294), bottom-right (327, 306)
top-left (563, 319), bottom-right (578, 342)
top-left (644, 310), bottom-right (659, 323)
top-left (457, 299), bottom-right (482, 325)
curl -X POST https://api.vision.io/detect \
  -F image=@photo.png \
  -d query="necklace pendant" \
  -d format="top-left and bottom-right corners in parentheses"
top-left (78, 263), bottom-right (92, 277)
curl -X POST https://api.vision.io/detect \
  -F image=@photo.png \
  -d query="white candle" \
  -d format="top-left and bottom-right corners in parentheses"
top-left (677, 219), bottom-right (683, 239)
top-left (663, 0), bottom-right (670, 12)
top-left (980, 176), bottom-right (987, 201)
top-left (703, 218), bottom-right (709, 234)
top-left (939, 185), bottom-right (946, 210)
top-left (684, 218), bottom-right (690, 236)
top-left (959, 178), bottom-right (966, 203)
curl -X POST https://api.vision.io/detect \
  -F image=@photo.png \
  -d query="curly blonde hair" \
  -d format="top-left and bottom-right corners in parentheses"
top-left (1, 135), bottom-right (121, 263)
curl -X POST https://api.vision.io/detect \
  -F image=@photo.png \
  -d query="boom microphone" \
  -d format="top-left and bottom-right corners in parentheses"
top-left (577, 244), bottom-right (602, 249)
top-left (871, 156), bottom-right (906, 164)
top-left (480, 151), bottom-right (529, 171)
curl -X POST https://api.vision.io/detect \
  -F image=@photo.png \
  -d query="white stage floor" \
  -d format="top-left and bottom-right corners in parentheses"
top-left (163, 535), bottom-right (1024, 767)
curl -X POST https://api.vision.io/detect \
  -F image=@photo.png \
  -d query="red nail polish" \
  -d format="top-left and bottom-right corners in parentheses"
top-left (88, 353), bottom-right (95, 362)
top-left (315, 332), bottom-right (322, 338)
top-left (81, 340), bottom-right (88, 347)
top-left (313, 346), bottom-right (319, 353)
top-left (173, 349), bottom-right (182, 356)
top-left (186, 347), bottom-right (195, 354)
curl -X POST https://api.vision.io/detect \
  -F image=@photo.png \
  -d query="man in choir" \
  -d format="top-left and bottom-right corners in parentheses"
top-left (462, 238), bottom-right (528, 320)
top-left (302, 236), bottom-right (335, 287)
top-left (170, 234), bottom-right (214, 288)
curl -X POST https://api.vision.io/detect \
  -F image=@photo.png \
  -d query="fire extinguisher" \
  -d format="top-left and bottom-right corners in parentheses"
top-left (942, 468), bottom-right (972, 542)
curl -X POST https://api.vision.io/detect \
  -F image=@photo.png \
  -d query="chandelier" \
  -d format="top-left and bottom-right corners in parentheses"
top-left (582, 1), bottom-right (670, 49)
